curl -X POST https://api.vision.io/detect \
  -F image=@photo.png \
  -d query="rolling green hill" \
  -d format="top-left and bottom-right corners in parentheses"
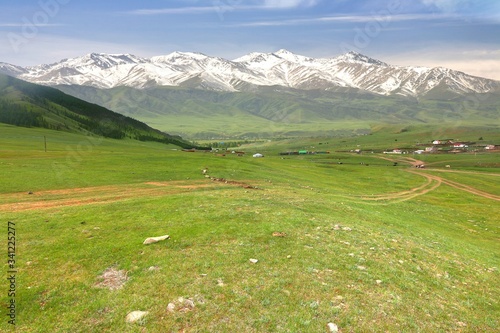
top-left (0, 74), bottom-right (199, 148)
top-left (56, 84), bottom-right (500, 139)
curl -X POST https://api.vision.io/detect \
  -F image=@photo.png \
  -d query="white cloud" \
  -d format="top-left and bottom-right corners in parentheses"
top-left (234, 13), bottom-right (458, 27)
top-left (126, 6), bottom-right (218, 15)
top-left (125, 0), bottom-right (321, 15)
top-left (262, 0), bottom-right (319, 9)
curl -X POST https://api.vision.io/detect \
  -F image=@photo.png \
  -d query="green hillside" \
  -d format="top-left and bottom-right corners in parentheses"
top-left (0, 124), bottom-right (498, 332)
top-left (0, 74), bottom-right (199, 148)
top-left (56, 84), bottom-right (500, 139)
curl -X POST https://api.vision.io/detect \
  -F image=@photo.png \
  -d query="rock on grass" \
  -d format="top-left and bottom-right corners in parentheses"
top-left (143, 235), bottom-right (170, 245)
top-left (126, 311), bottom-right (148, 323)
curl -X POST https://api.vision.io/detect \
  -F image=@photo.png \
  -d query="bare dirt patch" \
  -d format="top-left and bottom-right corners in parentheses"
top-left (0, 179), bottom-right (260, 212)
top-left (94, 267), bottom-right (128, 291)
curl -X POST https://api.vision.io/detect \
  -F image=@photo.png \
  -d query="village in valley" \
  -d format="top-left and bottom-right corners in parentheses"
top-left (383, 138), bottom-right (498, 155)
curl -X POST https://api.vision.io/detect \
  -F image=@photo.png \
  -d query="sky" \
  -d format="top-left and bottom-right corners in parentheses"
top-left (0, 0), bottom-right (499, 80)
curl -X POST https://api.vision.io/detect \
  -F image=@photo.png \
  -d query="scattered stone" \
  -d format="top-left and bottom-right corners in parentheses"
top-left (28, 191), bottom-right (33, 195)
top-left (272, 231), bottom-right (287, 237)
top-left (327, 322), bottom-right (339, 332)
top-left (376, 280), bottom-right (383, 285)
top-left (217, 278), bottom-right (225, 287)
top-left (357, 265), bottom-right (366, 271)
top-left (167, 296), bottom-right (203, 314)
top-left (143, 234), bottom-right (170, 245)
top-left (126, 310), bottom-right (149, 324)
top-left (287, 255), bottom-right (292, 259)
top-left (95, 267), bottom-right (128, 290)
top-left (147, 266), bottom-right (160, 272)
top-left (342, 227), bottom-right (352, 231)
top-left (249, 258), bottom-right (259, 264)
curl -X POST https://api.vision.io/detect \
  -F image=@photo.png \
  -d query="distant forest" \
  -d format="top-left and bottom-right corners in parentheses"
top-left (0, 100), bottom-right (48, 128)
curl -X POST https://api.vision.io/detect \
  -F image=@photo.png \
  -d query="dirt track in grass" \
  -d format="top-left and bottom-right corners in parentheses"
top-left (0, 179), bottom-right (257, 212)
top-left (366, 156), bottom-right (500, 203)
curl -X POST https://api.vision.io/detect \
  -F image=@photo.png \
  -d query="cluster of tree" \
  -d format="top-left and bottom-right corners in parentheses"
top-left (136, 134), bottom-right (209, 150)
top-left (0, 100), bottom-right (47, 128)
top-left (208, 140), bottom-right (253, 149)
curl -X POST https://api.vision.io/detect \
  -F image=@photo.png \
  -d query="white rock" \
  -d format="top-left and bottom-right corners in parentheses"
top-left (143, 235), bottom-right (170, 245)
top-left (126, 310), bottom-right (149, 323)
top-left (167, 303), bottom-right (176, 313)
top-left (327, 322), bottom-right (339, 332)
top-left (249, 259), bottom-right (259, 264)
top-left (376, 280), bottom-right (383, 284)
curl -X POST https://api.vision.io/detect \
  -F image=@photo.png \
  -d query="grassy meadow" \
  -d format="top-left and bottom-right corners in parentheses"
top-left (1, 123), bottom-right (499, 332)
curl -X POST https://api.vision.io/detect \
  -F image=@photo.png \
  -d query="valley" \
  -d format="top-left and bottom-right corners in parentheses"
top-left (0, 123), bottom-right (498, 332)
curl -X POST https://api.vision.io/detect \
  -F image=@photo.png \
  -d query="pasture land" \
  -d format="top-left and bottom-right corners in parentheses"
top-left (1, 124), bottom-right (498, 332)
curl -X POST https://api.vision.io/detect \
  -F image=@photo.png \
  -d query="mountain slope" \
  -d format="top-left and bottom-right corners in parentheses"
top-left (3, 50), bottom-right (498, 97)
top-left (55, 84), bottom-right (500, 139)
top-left (0, 74), bottom-right (197, 147)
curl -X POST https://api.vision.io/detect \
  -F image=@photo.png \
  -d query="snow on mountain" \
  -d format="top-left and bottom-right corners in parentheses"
top-left (4, 50), bottom-right (498, 96)
top-left (0, 63), bottom-right (27, 77)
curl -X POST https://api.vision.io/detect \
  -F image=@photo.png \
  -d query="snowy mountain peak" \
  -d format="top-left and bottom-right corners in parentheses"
top-left (0, 62), bottom-right (26, 76)
top-left (3, 50), bottom-right (498, 97)
top-left (335, 51), bottom-right (388, 66)
top-left (273, 49), bottom-right (313, 63)
top-left (153, 51), bottom-right (209, 62)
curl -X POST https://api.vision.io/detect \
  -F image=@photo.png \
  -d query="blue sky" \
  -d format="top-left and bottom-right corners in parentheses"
top-left (0, 0), bottom-right (499, 79)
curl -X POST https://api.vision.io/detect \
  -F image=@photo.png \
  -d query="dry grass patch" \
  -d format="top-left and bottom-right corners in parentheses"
top-left (94, 267), bottom-right (128, 291)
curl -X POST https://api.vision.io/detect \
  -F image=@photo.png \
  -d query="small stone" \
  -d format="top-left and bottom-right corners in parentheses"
top-left (167, 303), bottom-right (175, 313)
top-left (126, 310), bottom-right (148, 323)
top-left (376, 280), bottom-right (383, 284)
top-left (249, 259), bottom-right (259, 264)
top-left (357, 265), bottom-right (366, 270)
top-left (287, 255), bottom-right (292, 259)
top-left (217, 278), bottom-right (225, 287)
top-left (147, 266), bottom-right (160, 272)
top-left (327, 322), bottom-right (339, 332)
top-left (143, 235), bottom-right (170, 245)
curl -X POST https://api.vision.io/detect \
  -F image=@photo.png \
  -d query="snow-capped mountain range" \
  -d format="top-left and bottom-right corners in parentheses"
top-left (1, 49), bottom-right (498, 97)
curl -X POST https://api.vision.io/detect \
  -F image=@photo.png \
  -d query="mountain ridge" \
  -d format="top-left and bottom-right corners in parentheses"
top-left (1, 50), bottom-right (498, 97)
top-left (0, 73), bottom-right (201, 148)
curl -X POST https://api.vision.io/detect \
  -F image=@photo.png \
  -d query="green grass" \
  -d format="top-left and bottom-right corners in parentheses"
top-left (1, 125), bottom-right (498, 332)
